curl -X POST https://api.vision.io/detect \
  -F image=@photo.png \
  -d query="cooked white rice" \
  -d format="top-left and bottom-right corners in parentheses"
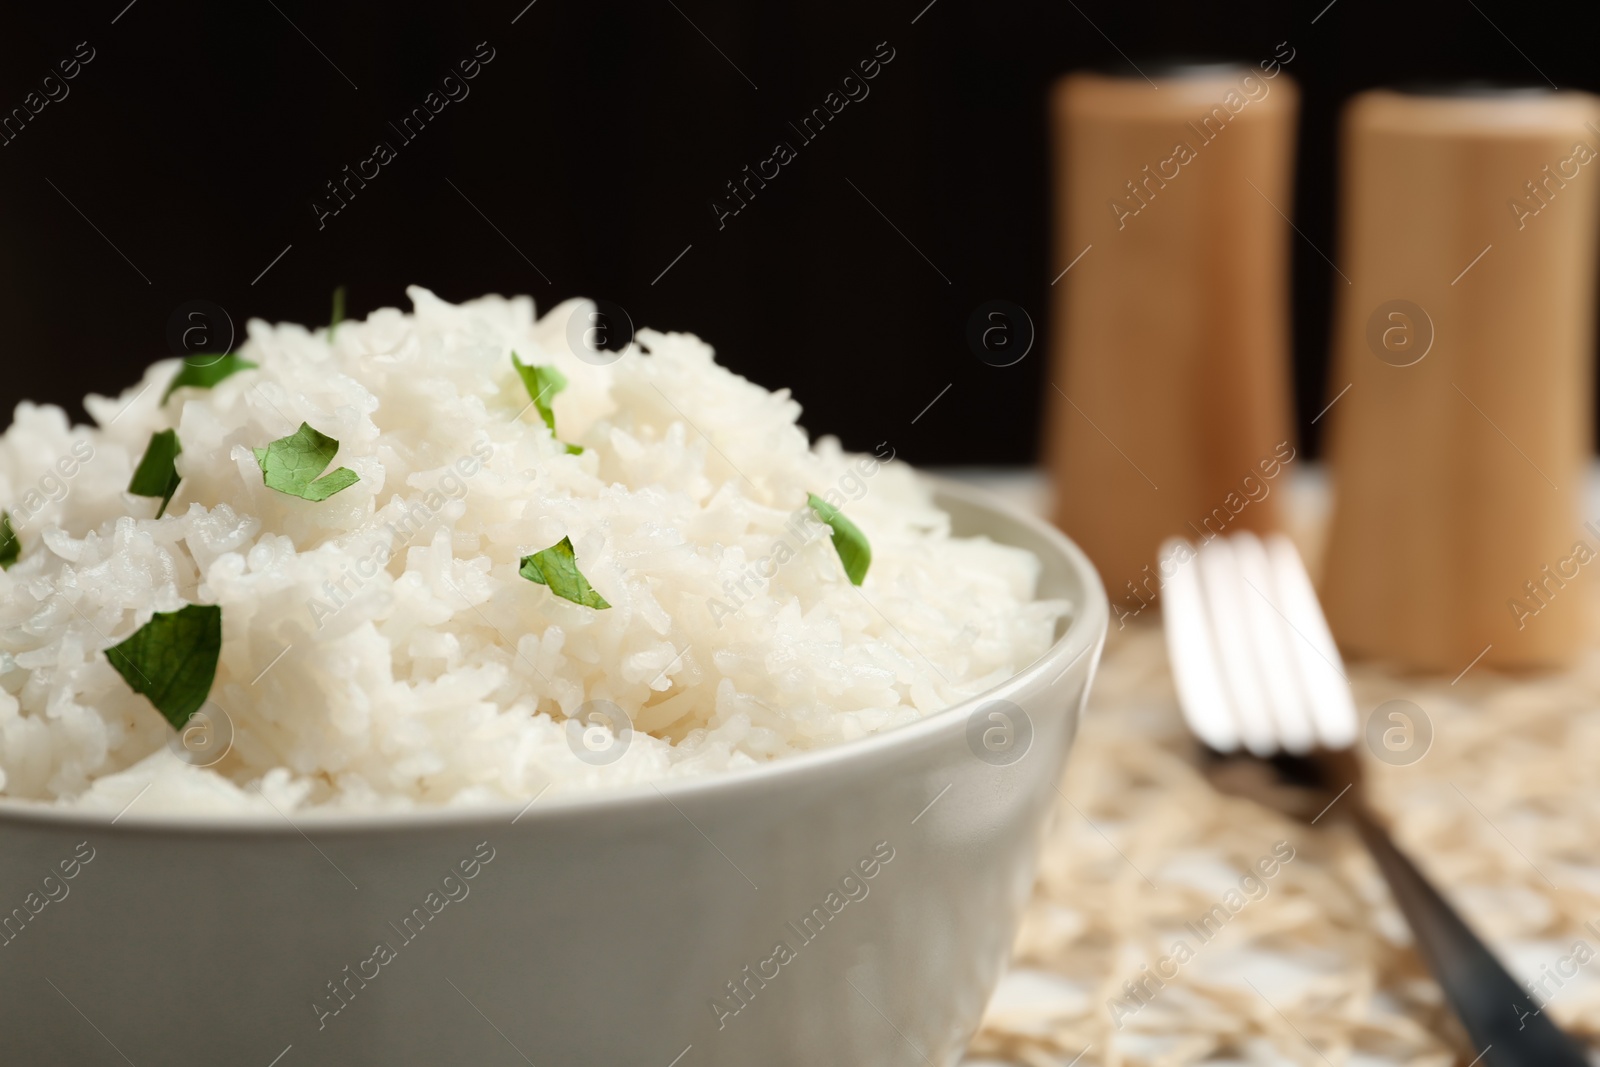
top-left (0, 288), bottom-right (1067, 814)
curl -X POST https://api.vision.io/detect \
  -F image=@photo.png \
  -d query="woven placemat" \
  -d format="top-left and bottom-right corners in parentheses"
top-left (967, 617), bottom-right (1600, 1066)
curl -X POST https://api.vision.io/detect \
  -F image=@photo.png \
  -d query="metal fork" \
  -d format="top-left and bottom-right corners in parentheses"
top-left (1160, 531), bottom-right (1588, 1067)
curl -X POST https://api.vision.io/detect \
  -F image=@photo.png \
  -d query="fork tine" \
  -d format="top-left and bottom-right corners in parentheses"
top-left (1160, 538), bottom-right (1241, 753)
top-left (1264, 534), bottom-right (1359, 749)
top-left (1193, 538), bottom-right (1279, 757)
top-left (1230, 532), bottom-right (1318, 754)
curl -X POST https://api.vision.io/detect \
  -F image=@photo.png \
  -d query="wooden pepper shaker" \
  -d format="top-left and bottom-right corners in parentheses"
top-left (1320, 87), bottom-right (1600, 671)
top-left (1045, 62), bottom-right (1301, 625)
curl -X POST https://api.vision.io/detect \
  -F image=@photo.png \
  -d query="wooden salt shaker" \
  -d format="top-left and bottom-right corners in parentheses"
top-left (1045, 63), bottom-right (1300, 625)
top-left (1321, 87), bottom-right (1600, 672)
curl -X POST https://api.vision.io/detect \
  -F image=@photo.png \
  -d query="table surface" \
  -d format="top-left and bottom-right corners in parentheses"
top-left (941, 466), bottom-right (1600, 1067)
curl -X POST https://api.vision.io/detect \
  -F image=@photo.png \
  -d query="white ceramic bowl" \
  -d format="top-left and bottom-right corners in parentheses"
top-left (0, 477), bottom-right (1107, 1067)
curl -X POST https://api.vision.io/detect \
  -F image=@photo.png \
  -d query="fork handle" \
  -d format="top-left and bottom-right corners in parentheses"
top-left (1350, 805), bottom-right (1588, 1066)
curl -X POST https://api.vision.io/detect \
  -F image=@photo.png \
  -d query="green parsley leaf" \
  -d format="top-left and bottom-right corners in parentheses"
top-left (808, 493), bottom-right (871, 585)
top-left (104, 604), bottom-right (222, 730)
top-left (511, 352), bottom-right (584, 455)
top-left (252, 423), bottom-right (360, 501)
top-left (0, 511), bottom-right (18, 570)
top-left (329, 285), bottom-right (346, 341)
top-left (129, 429), bottom-right (183, 518)
top-left (519, 536), bottom-right (611, 609)
top-left (161, 353), bottom-right (259, 404)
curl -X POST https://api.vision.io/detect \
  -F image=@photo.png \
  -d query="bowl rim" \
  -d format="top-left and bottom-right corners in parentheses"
top-left (0, 474), bottom-right (1109, 836)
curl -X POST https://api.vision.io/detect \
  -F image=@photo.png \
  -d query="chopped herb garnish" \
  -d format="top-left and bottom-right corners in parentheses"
top-left (161, 354), bottom-right (259, 404)
top-left (252, 423), bottom-right (359, 501)
top-left (329, 285), bottom-right (346, 341)
top-left (519, 536), bottom-right (610, 609)
top-left (0, 511), bottom-right (18, 570)
top-left (129, 429), bottom-right (183, 518)
top-left (511, 352), bottom-right (584, 455)
top-left (104, 604), bottom-right (222, 730)
top-left (808, 493), bottom-right (871, 586)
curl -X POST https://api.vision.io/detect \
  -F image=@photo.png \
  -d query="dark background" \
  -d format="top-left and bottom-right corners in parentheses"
top-left (1, 0), bottom-right (1596, 464)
